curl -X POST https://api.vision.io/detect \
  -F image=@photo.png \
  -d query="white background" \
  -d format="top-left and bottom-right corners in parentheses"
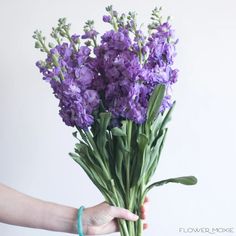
top-left (0, 0), bottom-right (236, 236)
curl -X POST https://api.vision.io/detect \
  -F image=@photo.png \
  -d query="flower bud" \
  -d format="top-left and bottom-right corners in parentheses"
top-left (35, 42), bottom-right (41, 48)
top-left (103, 15), bottom-right (111, 23)
top-left (48, 42), bottom-right (55, 48)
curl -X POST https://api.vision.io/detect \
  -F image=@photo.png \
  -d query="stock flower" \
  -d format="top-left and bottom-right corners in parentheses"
top-left (36, 40), bottom-right (100, 129)
top-left (102, 15), bottom-right (111, 23)
top-left (82, 29), bottom-right (99, 39)
top-left (93, 18), bottom-right (178, 124)
top-left (34, 10), bottom-right (197, 236)
top-left (35, 7), bottom-right (178, 128)
top-left (75, 66), bottom-right (94, 87)
top-left (71, 34), bottom-right (80, 44)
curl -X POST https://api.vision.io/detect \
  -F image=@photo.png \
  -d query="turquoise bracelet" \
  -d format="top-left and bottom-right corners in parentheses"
top-left (77, 206), bottom-right (85, 236)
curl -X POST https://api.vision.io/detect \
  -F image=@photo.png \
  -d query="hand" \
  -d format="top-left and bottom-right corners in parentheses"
top-left (82, 197), bottom-right (149, 235)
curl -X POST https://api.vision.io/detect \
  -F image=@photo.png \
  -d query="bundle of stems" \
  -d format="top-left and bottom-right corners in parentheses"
top-left (70, 85), bottom-right (197, 236)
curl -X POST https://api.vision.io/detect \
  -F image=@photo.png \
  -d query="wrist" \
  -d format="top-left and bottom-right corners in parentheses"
top-left (42, 201), bottom-right (78, 234)
top-left (80, 207), bottom-right (90, 235)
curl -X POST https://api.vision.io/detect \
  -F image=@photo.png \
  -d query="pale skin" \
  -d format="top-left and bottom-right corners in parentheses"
top-left (0, 183), bottom-right (148, 235)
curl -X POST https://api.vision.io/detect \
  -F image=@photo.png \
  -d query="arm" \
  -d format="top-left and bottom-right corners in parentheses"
top-left (0, 183), bottom-right (145, 234)
top-left (0, 183), bottom-right (78, 233)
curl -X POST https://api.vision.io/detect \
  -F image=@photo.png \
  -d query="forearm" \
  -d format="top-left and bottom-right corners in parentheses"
top-left (0, 183), bottom-right (78, 234)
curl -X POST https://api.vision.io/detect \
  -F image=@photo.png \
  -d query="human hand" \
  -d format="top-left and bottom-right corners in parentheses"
top-left (82, 197), bottom-right (149, 235)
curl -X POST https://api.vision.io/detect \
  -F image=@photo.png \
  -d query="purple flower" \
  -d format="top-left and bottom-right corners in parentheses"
top-left (36, 61), bottom-right (47, 73)
top-left (141, 46), bottom-right (149, 55)
top-left (76, 46), bottom-right (91, 66)
top-left (51, 77), bottom-right (98, 129)
top-left (101, 30), bottom-right (115, 42)
top-left (83, 89), bottom-right (100, 112)
top-left (101, 29), bottom-right (131, 51)
top-left (103, 15), bottom-right (111, 23)
top-left (157, 22), bottom-right (175, 38)
top-left (134, 30), bottom-right (146, 43)
top-left (82, 30), bottom-right (99, 39)
top-left (75, 66), bottom-right (94, 87)
top-left (71, 34), bottom-right (80, 44)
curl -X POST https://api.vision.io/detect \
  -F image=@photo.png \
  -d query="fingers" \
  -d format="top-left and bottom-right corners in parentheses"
top-left (141, 196), bottom-right (149, 229)
top-left (140, 205), bottom-right (146, 220)
top-left (143, 223), bottom-right (148, 230)
top-left (144, 196), bottom-right (149, 203)
top-left (110, 206), bottom-right (139, 221)
top-left (140, 196), bottom-right (149, 220)
top-left (141, 211), bottom-right (146, 220)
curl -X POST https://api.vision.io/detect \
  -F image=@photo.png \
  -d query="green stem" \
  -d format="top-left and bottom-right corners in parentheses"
top-left (118, 220), bottom-right (129, 236)
top-left (126, 120), bottom-right (133, 235)
top-left (137, 218), bottom-right (143, 236)
top-left (110, 179), bottom-right (120, 206)
top-left (126, 120), bottom-right (132, 196)
top-left (112, 17), bottom-right (118, 31)
top-left (38, 38), bottom-right (65, 81)
top-left (92, 38), bottom-right (97, 47)
top-left (64, 29), bottom-right (77, 52)
top-left (55, 37), bottom-right (61, 45)
top-left (111, 179), bottom-right (129, 236)
top-left (84, 130), bottom-right (111, 180)
top-left (137, 180), bottom-right (145, 236)
top-left (138, 41), bottom-right (143, 64)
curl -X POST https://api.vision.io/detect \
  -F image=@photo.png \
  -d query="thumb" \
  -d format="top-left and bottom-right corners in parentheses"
top-left (110, 206), bottom-right (139, 221)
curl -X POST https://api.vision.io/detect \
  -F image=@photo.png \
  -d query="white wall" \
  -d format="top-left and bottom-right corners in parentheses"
top-left (0, 0), bottom-right (236, 235)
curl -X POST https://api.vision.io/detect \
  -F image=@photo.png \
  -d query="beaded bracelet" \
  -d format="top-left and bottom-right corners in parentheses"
top-left (77, 206), bottom-right (85, 236)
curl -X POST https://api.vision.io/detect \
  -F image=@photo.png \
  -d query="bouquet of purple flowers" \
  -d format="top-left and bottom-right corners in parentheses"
top-left (33, 6), bottom-right (197, 236)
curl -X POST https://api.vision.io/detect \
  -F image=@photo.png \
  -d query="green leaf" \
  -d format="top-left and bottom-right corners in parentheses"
top-left (159, 101), bottom-right (176, 130)
top-left (74, 142), bottom-right (100, 167)
top-left (130, 133), bottom-right (149, 187)
top-left (137, 133), bottom-right (149, 156)
top-left (72, 131), bottom-right (78, 139)
top-left (77, 128), bottom-right (90, 146)
top-left (147, 84), bottom-right (166, 124)
top-left (114, 154), bottom-right (126, 195)
top-left (113, 136), bottom-right (126, 194)
top-left (111, 127), bottom-right (127, 136)
top-left (70, 152), bottom-right (109, 190)
top-left (145, 128), bottom-right (168, 184)
top-left (144, 176), bottom-right (198, 196)
top-left (96, 112), bottom-right (112, 159)
top-left (150, 121), bottom-right (167, 148)
top-left (69, 152), bottom-right (79, 159)
top-left (70, 151), bottom-right (121, 207)
top-left (149, 101), bottom-right (175, 149)
top-left (150, 113), bottom-right (163, 138)
top-left (75, 143), bottom-right (88, 156)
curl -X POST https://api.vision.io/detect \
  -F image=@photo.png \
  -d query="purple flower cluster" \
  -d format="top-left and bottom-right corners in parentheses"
top-left (36, 42), bottom-right (100, 129)
top-left (35, 7), bottom-right (178, 129)
top-left (93, 21), bottom-right (178, 124)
